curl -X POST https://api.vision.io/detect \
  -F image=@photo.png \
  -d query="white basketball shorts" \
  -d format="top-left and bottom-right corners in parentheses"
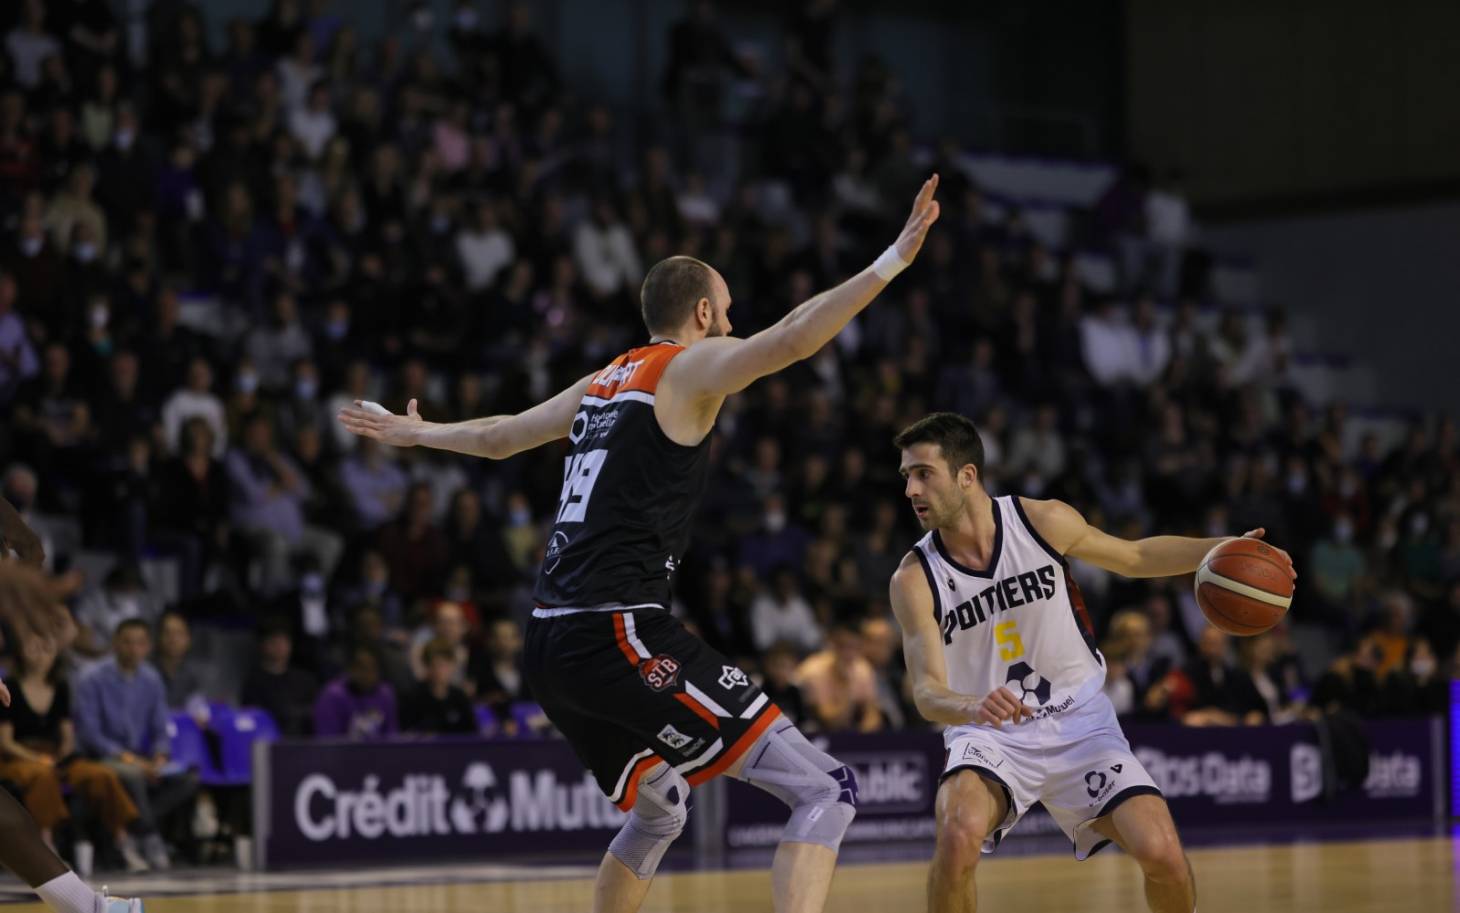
top-left (941, 692), bottom-right (1162, 859)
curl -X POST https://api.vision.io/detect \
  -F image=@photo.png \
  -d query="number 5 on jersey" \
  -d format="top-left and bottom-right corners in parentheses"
top-left (994, 620), bottom-right (1024, 661)
top-left (557, 449), bottom-right (608, 523)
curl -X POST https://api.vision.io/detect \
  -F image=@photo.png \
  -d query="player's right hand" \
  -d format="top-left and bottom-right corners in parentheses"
top-left (337, 398), bottom-right (426, 447)
top-left (892, 173), bottom-right (941, 264)
top-left (971, 687), bottom-right (1036, 728)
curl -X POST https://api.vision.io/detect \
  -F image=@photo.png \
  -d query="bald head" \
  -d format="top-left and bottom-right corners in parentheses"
top-left (640, 255), bottom-right (724, 338)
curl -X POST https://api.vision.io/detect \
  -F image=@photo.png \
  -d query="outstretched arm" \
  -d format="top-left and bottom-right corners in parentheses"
top-left (889, 554), bottom-right (1034, 727)
top-left (337, 373), bottom-right (595, 459)
top-left (671, 175), bottom-right (941, 398)
top-left (1021, 497), bottom-right (1296, 580)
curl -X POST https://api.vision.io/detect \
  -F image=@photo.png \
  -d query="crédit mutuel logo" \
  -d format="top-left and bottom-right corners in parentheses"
top-left (294, 762), bottom-right (626, 841)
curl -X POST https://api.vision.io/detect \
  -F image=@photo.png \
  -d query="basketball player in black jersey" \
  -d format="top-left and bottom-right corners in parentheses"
top-left (339, 176), bottom-right (941, 913)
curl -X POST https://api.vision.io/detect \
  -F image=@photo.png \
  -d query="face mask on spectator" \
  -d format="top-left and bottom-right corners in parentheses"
top-left (1286, 472), bottom-right (1306, 495)
top-left (455, 8), bottom-right (478, 28)
top-left (508, 506), bottom-right (531, 527)
top-left (446, 584), bottom-right (470, 602)
top-left (1378, 527), bottom-right (1398, 550)
top-left (324, 317), bottom-right (349, 340)
top-left (20, 236), bottom-right (42, 257)
top-left (764, 510), bottom-right (786, 533)
top-left (413, 8), bottom-right (434, 30)
top-left (1339, 476), bottom-right (1358, 498)
top-left (1411, 657), bottom-right (1436, 679)
top-left (89, 303), bottom-right (109, 328)
top-left (114, 594), bottom-right (141, 617)
top-left (114, 128), bottom-right (135, 150)
top-left (1410, 513), bottom-right (1430, 537)
top-left (1334, 520), bottom-right (1353, 544)
top-left (295, 378), bottom-right (318, 400)
top-left (74, 242), bottom-right (98, 263)
top-left (236, 371), bottom-right (258, 394)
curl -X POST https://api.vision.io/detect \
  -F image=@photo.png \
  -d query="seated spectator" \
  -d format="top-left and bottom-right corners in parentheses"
top-left (226, 412), bottom-right (343, 593)
top-left (473, 617), bottom-right (526, 731)
top-left (1380, 638), bottom-right (1448, 717)
top-left (860, 616), bottom-right (909, 729)
top-left (240, 619), bottom-right (318, 737)
top-left (1310, 633), bottom-right (1386, 718)
top-left (401, 639), bottom-right (478, 736)
top-left (1103, 609), bottom-right (1172, 718)
top-left (153, 611), bottom-right (208, 710)
top-left (749, 566), bottom-right (822, 653)
top-left (338, 437), bottom-right (407, 532)
top-left (376, 483), bottom-right (448, 605)
top-left (1369, 591), bottom-right (1413, 679)
top-left (161, 357), bottom-right (227, 457)
top-left (1229, 634), bottom-right (1301, 724)
top-left (1142, 592), bottom-right (1188, 669)
top-left (1176, 626), bottom-right (1246, 726)
top-left (1309, 514), bottom-right (1367, 623)
top-left (410, 600), bottom-right (473, 689)
top-left (74, 620), bottom-right (200, 870)
top-left (795, 621), bottom-right (882, 732)
top-left (0, 634), bottom-right (145, 872)
top-left (758, 642), bottom-right (810, 730)
top-left (151, 416), bottom-right (230, 600)
top-left (313, 646), bottom-right (398, 740)
top-left (73, 564), bottom-right (160, 661)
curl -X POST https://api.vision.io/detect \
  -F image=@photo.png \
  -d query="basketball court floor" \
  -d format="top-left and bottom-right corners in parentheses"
top-left (0, 835), bottom-right (1449, 912)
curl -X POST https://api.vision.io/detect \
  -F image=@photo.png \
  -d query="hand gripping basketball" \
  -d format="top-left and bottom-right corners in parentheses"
top-left (1196, 530), bottom-right (1297, 635)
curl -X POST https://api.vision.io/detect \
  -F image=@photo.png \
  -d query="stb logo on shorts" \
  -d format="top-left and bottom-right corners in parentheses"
top-left (657, 724), bottom-right (693, 750)
top-left (639, 654), bottom-right (682, 691)
top-left (718, 665), bottom-right (750, 690)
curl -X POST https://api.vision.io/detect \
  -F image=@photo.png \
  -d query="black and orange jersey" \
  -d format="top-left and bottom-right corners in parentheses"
top-left (531, 341), bottom-right (713, 611)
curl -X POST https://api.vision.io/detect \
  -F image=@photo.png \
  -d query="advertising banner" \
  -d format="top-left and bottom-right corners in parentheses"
top-left (719, 719), bottom-right (1443, 849)
top-left (254, 737), bottom-right (626, 869)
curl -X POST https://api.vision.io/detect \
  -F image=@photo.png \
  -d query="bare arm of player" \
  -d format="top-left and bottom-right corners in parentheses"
top-left (0, 495), bottom-right (43, 566)
top-left (336, 373), bottom-right (596, 459)
top-left (670, 175), bottom-right (941, 398)
top-left (1020, 498), bottom-right (1296, 580)
top-left (889, 554), bottom-right (1034, 727)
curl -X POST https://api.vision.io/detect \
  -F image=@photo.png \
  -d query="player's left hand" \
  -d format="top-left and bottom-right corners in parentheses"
top-left (1240, 528), bottom-right (1296, 580)
top-left (892, 174), bottom-right (941, 264)
top-left (338, 399), bottom-right (426, 447)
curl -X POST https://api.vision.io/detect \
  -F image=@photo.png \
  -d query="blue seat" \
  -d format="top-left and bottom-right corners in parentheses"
top-left (212, 705), bottom-right (281, 785)
top-left (167, 713), bottom-right (224, 783)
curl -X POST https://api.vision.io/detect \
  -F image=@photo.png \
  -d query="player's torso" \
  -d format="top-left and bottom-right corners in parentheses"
top-left (532, 341), bottom-right (713, 610)
top-left (913, 496), bottom-right (1106, 720)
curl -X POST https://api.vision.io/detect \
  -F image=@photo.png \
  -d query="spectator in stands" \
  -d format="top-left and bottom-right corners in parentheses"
top-left (1370, 591), bottom-right (1413, 679)
top-left (456, 198), bottom-right (515, 293)
top-left (1419, 578), bottom-right (1460, 669)
top-left (757, 641), bottom-right (810, 730)
top-left (401, 639), bottom-right (478, 736)
top-left (338, 437), bottom-right (407, 532)
top-left (572, 195), bottom-right (641, 300)
top-left (0, 273), bottom-right (39, 404)
top-left (347, 604), bottom-right (415, 699)
top-left (1380, 637), bottom-right (1448, 717)
top-left (312, 645), bottom-right (398, 740)
top-left (74, 619), bottom-right (199, 871)
top-left (860, 616), bottom-right (909, 730)
top-left (376, 482), bottom-right (448, 605)
top-left (73, 564), bottom-right (159, 661)
top-left (1228, 634), bottom-right (1301, 724)
top-left (0, 633), bottom-right (145, 872)
top-left (473, 617), bottom-right (526, 729)
top-left (226, 412), bottom-right (343, 593)
top-left (5, 1), bottom-right (59, 89)
top-left (795, 620), bottom-right (882, 733)
top-left (153, 612), bottom-right (208, 710)
top-left (243, 292), bottom-right (313, 393)
top-left (410, 601), bottom-right (472, 689)
top-left (1080, 298), bottom-right (1142, 387)
top-left (1311, 632), bottom-right (1385, 718)
top-left (1309, 513), bottom-right (1367, 625)
top-left (749, 565), bottom-right (822, 653)
top-left (1100, 610), bottom-right (1170, 718)
top-left (1178, 626), bottom-right (1246, 726)
top-left (1005, 403), bottom-right (1067, 486)
top-left (240, 619), bottom-right (318, 737)
top-left (444, 489), bottom-right (519, 603)
top-left (162, 357), bottom-right (227, 457)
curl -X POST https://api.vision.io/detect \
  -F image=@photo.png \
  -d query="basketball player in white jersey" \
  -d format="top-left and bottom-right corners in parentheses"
top-left (888, 413), bottom-right (1292, 913)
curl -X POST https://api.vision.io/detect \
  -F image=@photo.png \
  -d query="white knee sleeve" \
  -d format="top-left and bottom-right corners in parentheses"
top-left (734, 722), bottom-right (858, 852)
top-left (608, 764), bottom-right (689, 880)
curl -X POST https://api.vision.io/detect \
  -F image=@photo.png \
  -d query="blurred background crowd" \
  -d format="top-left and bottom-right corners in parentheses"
top-left (0, 0), bottom-right (1454, 867)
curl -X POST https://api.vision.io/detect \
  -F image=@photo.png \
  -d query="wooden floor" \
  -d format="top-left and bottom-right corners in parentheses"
top-left (8, 837), bottom-right (1453, 912)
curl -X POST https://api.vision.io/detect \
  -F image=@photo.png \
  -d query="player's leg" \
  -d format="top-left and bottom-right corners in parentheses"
top-left (928, 770), bottom-right (1008, 913)
top-left (723, 720), bottom-right (858, 913)
top-left (1089, 795), bottom-right (1195, 913)
top-left (0, 786), bottom-right (141, 912)
top-left (593, 761), bottom-right (690, 913)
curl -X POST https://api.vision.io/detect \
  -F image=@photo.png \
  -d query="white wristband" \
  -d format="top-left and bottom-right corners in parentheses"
top-left (359, 401), bottom-right (391, 415)
top-left (872, 245), bottom-right (909, 281)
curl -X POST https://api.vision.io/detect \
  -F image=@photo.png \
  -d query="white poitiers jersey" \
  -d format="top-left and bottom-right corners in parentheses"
top-left (912, 496), bottom-right (1106, 719)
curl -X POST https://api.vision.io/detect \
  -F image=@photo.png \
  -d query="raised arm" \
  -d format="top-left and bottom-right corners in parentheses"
top-left (1020, 497), bottom-right (1296, 580)
top-left (337, 373), bottom-right (595, 459)
top-left (671, 175), bottom-right (941, 398)
top-left (889, 553), bottom-right (1033, 728)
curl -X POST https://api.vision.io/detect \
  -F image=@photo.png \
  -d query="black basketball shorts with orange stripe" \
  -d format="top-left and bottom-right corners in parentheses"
top-left (524, 608), bottom-right (781, 810)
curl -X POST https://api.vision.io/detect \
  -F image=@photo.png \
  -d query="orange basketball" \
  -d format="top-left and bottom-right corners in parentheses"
top-left (1194, 538), bottom-right (1294, 636)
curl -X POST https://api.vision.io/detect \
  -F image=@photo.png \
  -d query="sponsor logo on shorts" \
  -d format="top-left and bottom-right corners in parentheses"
top-left (718, 665), bottom-right (750, 690)
top-left (639, 654), bottom-right (682, 691)
top-left (1084, 767), bottom-right (1120, 804)
top-left (960, 742), bottom-right (1002, 768)
top-left (657, 724), bottom-right (693, 750)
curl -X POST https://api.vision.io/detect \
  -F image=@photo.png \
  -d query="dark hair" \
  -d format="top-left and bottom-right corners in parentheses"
top-left (640, 256), bottom-right (714, 335)
top-left (115, 618), bottom-right (150, 638)
top-left (893, 412), bottom-right (986, 478)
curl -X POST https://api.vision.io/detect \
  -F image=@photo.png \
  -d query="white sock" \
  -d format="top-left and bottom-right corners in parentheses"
top-left (34, 871), bottom-right (97, 913)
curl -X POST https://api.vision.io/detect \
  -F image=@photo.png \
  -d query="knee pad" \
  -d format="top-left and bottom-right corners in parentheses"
top-left (608, 764), bottom-right (689, 880)
top-left (735, 722), bottom-right (858, 852)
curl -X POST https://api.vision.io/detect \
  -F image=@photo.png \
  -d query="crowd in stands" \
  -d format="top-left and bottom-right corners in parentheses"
top-left (0, 0), bottom-right (1456, 867)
